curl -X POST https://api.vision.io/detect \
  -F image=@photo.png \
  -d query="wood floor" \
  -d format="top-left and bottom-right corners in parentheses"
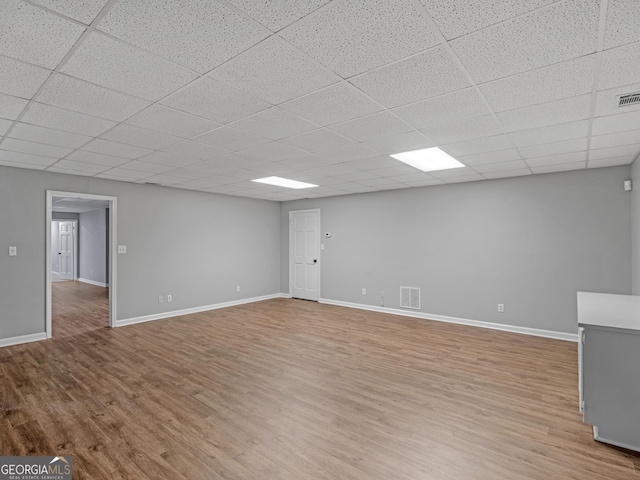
top-left (2, 284), bottom-right (639, 479)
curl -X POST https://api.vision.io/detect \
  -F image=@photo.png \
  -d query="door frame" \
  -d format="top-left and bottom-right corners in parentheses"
top-left (46, 190), bottom-right (118, 337)
top-left (289, 209), bottom-right (321, 300)
top-left (52, 219), bottom-right (78, 281)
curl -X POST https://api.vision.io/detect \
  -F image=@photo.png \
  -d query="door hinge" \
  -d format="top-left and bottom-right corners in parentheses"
top-left (581, 400), bottom-right (585, 411)
top-left (581, 330), bottom-right (586, 344)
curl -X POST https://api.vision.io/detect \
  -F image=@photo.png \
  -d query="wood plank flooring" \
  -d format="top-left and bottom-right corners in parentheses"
top-left (1, 284), bottom-right (639, 479)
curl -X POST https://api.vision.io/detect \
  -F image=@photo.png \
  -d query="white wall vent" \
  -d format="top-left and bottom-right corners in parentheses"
top-left (400, 286), bottom-right (421, 310)
top-left (618, 92), bottom-right (640, 107)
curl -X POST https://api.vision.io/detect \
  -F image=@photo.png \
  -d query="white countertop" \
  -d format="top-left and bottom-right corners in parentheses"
top-left (577, 292), bottom-right (640, 331)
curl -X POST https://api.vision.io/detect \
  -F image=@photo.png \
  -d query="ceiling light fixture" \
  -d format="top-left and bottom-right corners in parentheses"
top-left (252, 176), bottom-right (318, 189)
top-left (390, 147), bottom-right (465, 172)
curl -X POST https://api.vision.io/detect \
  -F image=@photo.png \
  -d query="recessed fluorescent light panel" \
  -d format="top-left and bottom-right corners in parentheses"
top-left (252, 176), bottom-right (318, 189)
top-left (390, 147), bottom-right (464, 172)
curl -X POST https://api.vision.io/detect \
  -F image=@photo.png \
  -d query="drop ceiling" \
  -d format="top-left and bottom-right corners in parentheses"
top-left (0, 0), bottom-right (638, 201)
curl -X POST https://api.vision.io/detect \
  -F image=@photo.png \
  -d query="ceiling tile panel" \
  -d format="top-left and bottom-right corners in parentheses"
top-left (126, 105), bottom-right (219, 139)
top-left (518, 138), bottom-right (589, 158)
top-left (456, 149), bottom-right (522, 166)
top-left (443, 174), bottom-right (486, 184)
top-left (280, 83), bottom-right (383, 126)
top-left (320, 144), bottom-right (379, 163)
top-left (81, 138), bottom-right (153, 159)
top-left (193, 126), bottom-right (270, 151)
top-left (279, 129), bottom-right (354, 153)
top-left (421, 115), bottom-right (504, 145)
top-left (599, 42), bottom-right (640, 90)
top-left (239, 141), bottom-right (307, 161)
top-left (443, 134), bottom-right (513, 156)
top-left (531, 161), bottom-right (586, 174)
top-left (603, 0), bottom-right (640, 49)
top-left (9, 123), bottom-right (91, 149)
top-left (37, 74), bottom-right (150, 121)
top-left (592, 110), bottom-right (640, 135)
top-left (508, 120), bottom-right (590, 147)
top-left (162, 77), bottom-right (270, 124)
top-left (20, 103), bottom-right (116, 136)
top-left (480, 55), bottom-right (596, 113)
top-left (226, 0), bottom-right (331, 31)
top-left (101, 124), bottom-right (183, 150)
top-left (98, 0), bottom-right (269, 73)
top-left (230, 108), bottom-right (317, 140)
top-left (136, 151), bottom-right (202, 168)
top-left (483, 168), bottom-right (532, 179)
top-left (473, 160), bottom-right (529, 173)
top-left (451, 0), bottom-right (599, 83)
top-left (328, 111), bottom-right (413, 143)
top-left (526, 151), bottom-right (587, 167)
top-left (589, 156), bottom-right (636, 168)
top-left (590, 130), bottom-right (640, 149)
top-left (0, 56), bottom-right (51, 99)
top-left (496, 94), bottom-right (591, 132)
top-left (393, 88), bottom-right (489, 130)
top-left (361, 131), bottom-right (435, 155)
top-left (0, 93), bottom-right (29, 120)
top-left (281, 0), bottom-right (440, 78)
top-left (0, 119), bottom-right (12, 136)
top-left (421, 0), bottom-right (556, 40)
top-left (1, 138), bottom-right (72, 157)
top-left (349, 46), bottom-right (470, 108)
top-left (589, 144), bottom-right (640, 160)
top-left (30, 0), bottom-right (110, 24)
top-left (0, 149), bottom-right (58, 166)
top-left (66, 150), bottom-right (130, 167)
top-left (62, 32), bottom-right (198, 101)
top-left (162, 141), bottom-right (231, 161)
top-left (0, 0), bottom-right (86, 69)
top-left (52, 159), bottom-right (110, 173)
top-left (209, 37), bottom-right (340, 104)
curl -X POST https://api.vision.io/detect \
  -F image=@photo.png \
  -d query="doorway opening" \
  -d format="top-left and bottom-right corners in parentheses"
top-left (46, 191), bottom-right (118, 338)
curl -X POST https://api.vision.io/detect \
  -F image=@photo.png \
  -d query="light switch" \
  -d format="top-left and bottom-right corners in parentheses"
top-left (117, 245), bottom-right (127, 254)
top-left (9, 246), bottom-right (17, 256)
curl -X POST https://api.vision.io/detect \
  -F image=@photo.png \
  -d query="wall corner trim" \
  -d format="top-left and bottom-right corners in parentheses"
top-left (0, 332), bottom-right (48, 349)
top-left (318, 298), bottom-right (579, 342)
top-left (116, 293), bottom-right (288, 327)
top-left (77, 278), bottom-right (109, 288)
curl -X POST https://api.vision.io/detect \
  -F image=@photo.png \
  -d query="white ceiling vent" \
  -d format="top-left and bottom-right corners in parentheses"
top-left (400, 286), bottom-right (421, 310)
top-left (618, 92), bottom-right (640, 107)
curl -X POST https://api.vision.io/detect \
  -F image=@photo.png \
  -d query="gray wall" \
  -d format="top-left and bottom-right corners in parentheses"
top-left (632, 160), bottom-right (640, 295)
top-left (79, 208), bottom-right (107, 285)
top-left (0, 165), bottom-right (281, 340)
top-left (280, 167), bottom-right (632, 334)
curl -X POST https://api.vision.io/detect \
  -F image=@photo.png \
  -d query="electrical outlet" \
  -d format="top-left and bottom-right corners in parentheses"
top-left (498, 304), bottom-right (504, 313)
top-left (117, 245), bottom-right (127, 254)
top-left (167, 294), bottom-right (172, 302)
top-left (158, 295), bottom-right (163, 303)
top-left (236, 286), bottom-right (240, 293)
top-left (362, 288), bottom-right (366, 295)
top-left (8, 246), bottom-right (17, 256)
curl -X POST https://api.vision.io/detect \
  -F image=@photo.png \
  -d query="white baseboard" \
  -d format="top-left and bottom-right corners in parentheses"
top-left (78, 278), bottom-right (108, 288)
top-left (318, 298), bottom-right (578, 342)
top-left (0, 332), bottom-right (47, 349)
top-left (116, 293), bottom-right (286, 327)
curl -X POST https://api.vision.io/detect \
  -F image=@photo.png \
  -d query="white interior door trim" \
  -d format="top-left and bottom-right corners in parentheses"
top-left (289, 208), bottom-right (321, 300)
top-left (46, 190), bottom-right (118, 337)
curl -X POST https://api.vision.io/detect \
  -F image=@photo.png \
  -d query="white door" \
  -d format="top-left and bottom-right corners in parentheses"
top-left (59, 221), bottom-right (75, 281)
top-left (290, 210), bottom-right (320, 301)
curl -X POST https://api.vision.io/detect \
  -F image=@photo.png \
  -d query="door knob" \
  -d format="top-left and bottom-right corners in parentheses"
top-left (313, 259), bottom-right (317, 263)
